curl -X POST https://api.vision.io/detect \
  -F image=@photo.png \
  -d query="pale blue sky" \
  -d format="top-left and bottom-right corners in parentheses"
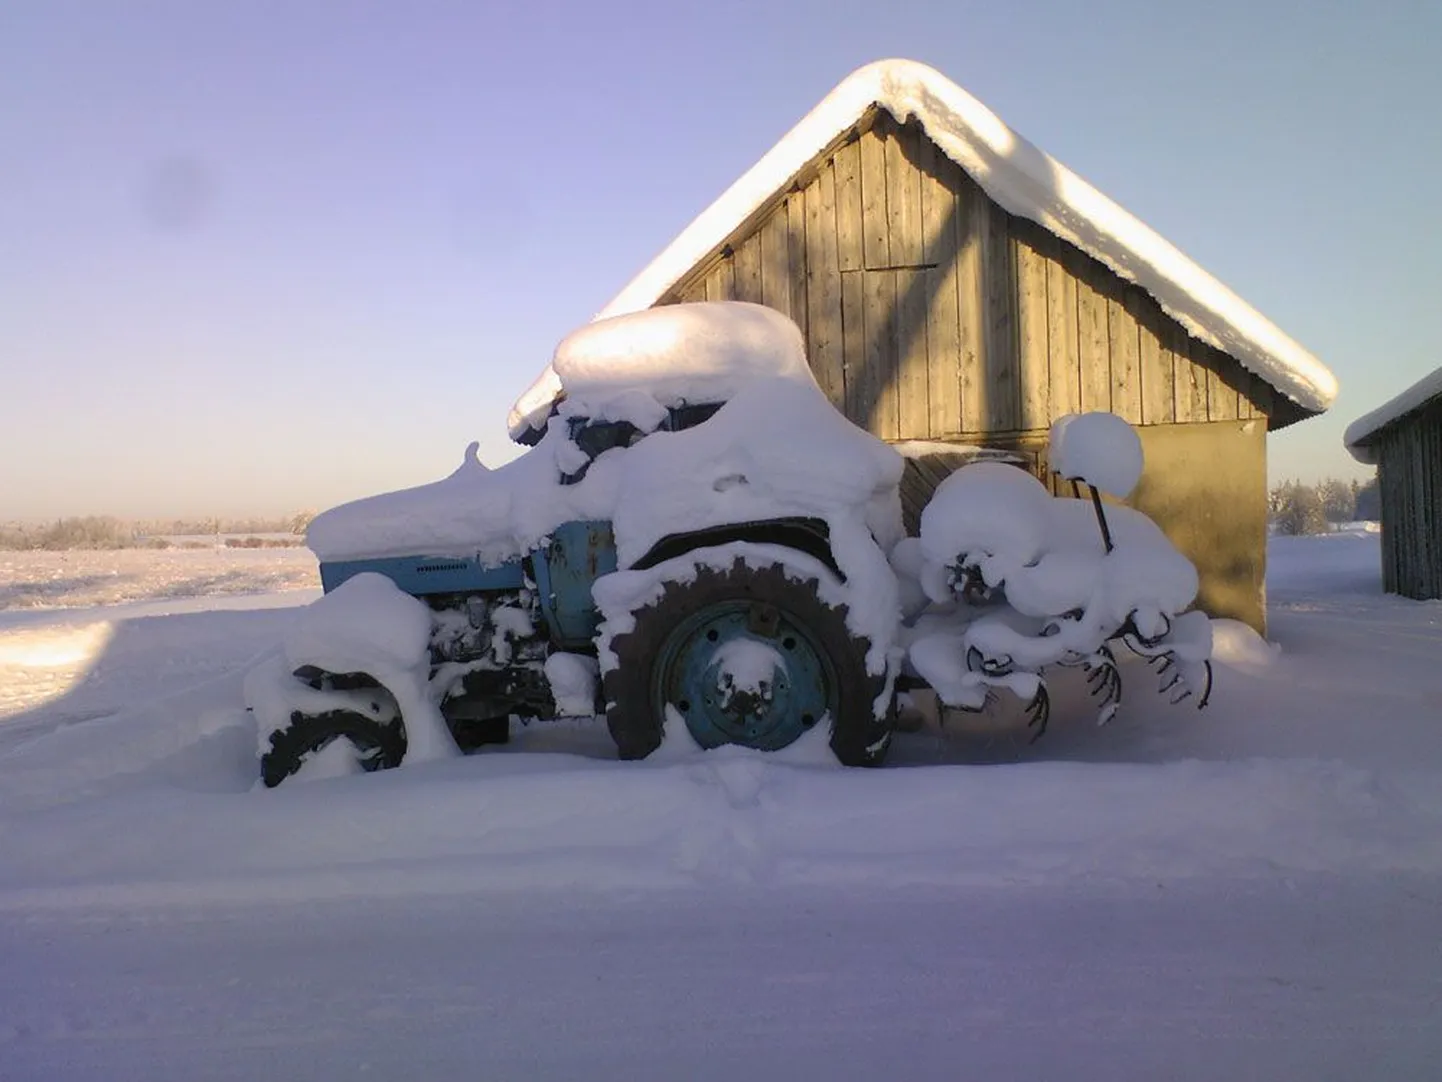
top-left (3, 0), bottom-right (1438, 519)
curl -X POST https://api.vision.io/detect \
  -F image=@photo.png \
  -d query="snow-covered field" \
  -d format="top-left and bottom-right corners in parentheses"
top-left (0, 546), bottom-right (317, 611)
top-left (0, 548), bottom-right (319, 742)
top-left (1, 534), bottom-right (1439, 1080)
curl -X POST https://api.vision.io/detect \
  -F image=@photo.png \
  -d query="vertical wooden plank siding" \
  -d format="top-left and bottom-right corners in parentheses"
top-left (1072, 251), bottom-right (1111, 413)
top-left (983, 202), bottom-right (1018, 432)
top-left (1424, 409), bottom-right (1436, 603)
top-left (1225, 366), bottom-right (1251, 420)
top-left (894, 267), bottom-right (929, 437)
top-left (841, 271), bottom-right (866, 424)
top-left (732, 232), bottom-right (763, 303)
top-left (861, 269), bottom-right (900, 438)
top-left (1204, 343), bottom-right (1241, 421)
top-left (884, 121), bottom-right (924, 265)
top-left (834, 140), bottom-right (864, 272)
top-left (919, 141), bottom-right (962, 438)
top-left (887, 121), bottom-right (929, 438)
top-left (1045, 245), bottom-right (1081, 420)
top-left (1376, 402), bottom-right (1442, 600)
top-left (787, 192), bottom-right (809, 338)
top-left (859, 123), bottom-right (890, 270)
top-left (805, 164), bottom-right (845, 407)
top-left (956, 175), bottom-right (986, 433)
top-left (1135, 293), bottom-right (1175, 425)
top-left (850, 124), bottom-right (897, 436)
top-left (1413, 412), bottom-right (1435, 598)
top-left (760, 206), bottom-right (791, 314)
top-left (834, 139), bottom-right (865, 416)
top-left (1107, 292), bottom-right (1142, 422)
top-left (1174, 333), bottom-right (1209, 421)
top-left (1236, 372), bottom-right (1258, 420)
top-left (703, 259), bottom-right (735, 301)
top-left (1014, 230), bottom-right (1051, 431)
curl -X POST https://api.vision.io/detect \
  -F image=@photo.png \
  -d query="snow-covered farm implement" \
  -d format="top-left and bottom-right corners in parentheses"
top-left (246, 302), bottom-right (1211, 787)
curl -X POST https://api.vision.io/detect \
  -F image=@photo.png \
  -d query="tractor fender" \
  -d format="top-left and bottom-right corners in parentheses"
top-left (629, 516), bottom-right (843, 581)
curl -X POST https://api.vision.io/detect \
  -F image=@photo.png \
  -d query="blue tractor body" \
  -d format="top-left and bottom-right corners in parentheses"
top-left (316, 519), bottom-right (619, 653)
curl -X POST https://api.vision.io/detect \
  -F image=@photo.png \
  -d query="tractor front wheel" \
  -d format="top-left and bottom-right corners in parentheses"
top-left (260, 709), bottom-right (408, 788)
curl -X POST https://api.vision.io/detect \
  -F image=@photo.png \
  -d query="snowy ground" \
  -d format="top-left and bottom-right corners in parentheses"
top-left (0, 535), bottom-right (1439, 1080)
top-left (0, 546), bottom-right (317, 611)
top-left (0, 548), bottom-right (319, 745)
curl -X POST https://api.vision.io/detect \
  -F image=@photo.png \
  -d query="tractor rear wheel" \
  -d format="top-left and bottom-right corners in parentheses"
top-left (604, 559), bottom-right (891, 766)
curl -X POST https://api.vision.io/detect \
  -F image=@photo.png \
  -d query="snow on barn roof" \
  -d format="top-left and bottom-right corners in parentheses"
top-left (1343, 365), bottom-right (1442, 464)
top-left (511, 58), bottom-right (1336, 439)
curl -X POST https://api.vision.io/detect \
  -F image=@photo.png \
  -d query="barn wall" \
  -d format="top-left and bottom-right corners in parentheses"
top-left (1374, 399), bottom-right (1442, 600)
top-left (664, 109), bottom-right (1280, 630)
top-left (1131, 420), bottom-right (1269, 632)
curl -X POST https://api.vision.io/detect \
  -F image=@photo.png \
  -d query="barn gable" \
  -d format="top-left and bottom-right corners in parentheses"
top-left (659, 108), bottom-right (1302, 444)
top-left (508, 60), bottom-right (1334, 442)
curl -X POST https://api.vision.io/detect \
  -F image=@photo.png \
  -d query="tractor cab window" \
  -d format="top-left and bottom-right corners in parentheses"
top-left (559, 417), bottom-right (642, 485)
top-left (661, 401), bottom-right (722, 432)
top-left (556, 402), bottom-right (725, 486)
top-left (572, 417), bottom-right (641, 460)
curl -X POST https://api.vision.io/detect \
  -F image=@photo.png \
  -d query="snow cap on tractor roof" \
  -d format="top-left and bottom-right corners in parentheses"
top-left (512, 302), bottom-right (817, 441)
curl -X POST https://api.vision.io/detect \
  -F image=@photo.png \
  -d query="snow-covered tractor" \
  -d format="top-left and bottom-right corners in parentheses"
top-left (246, 302), bottom-right (1212, 787)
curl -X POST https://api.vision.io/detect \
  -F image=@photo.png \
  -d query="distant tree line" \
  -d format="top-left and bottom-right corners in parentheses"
top-left (0, 512), bottom-right (316, 551)
top-left (1, 481), bottom-right (1382, 550)
top-left (1269, 477), bottom-right (1379, 536)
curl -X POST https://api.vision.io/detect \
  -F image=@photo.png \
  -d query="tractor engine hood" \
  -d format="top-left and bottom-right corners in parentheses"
top-left (304, 439), bottom-right (611, 568)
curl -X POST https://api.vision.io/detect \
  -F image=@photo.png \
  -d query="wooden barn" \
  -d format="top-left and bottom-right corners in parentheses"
top-left (514, 60), bottom-right (1338, 632)
top-left (1345, 368), bottom-right (1442, 599)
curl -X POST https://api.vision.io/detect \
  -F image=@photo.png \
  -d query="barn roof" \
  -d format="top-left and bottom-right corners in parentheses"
top-left (1344, 366), bottom-right (1442, 464)
top-left (511, 58), bottom-right (1337, 438)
